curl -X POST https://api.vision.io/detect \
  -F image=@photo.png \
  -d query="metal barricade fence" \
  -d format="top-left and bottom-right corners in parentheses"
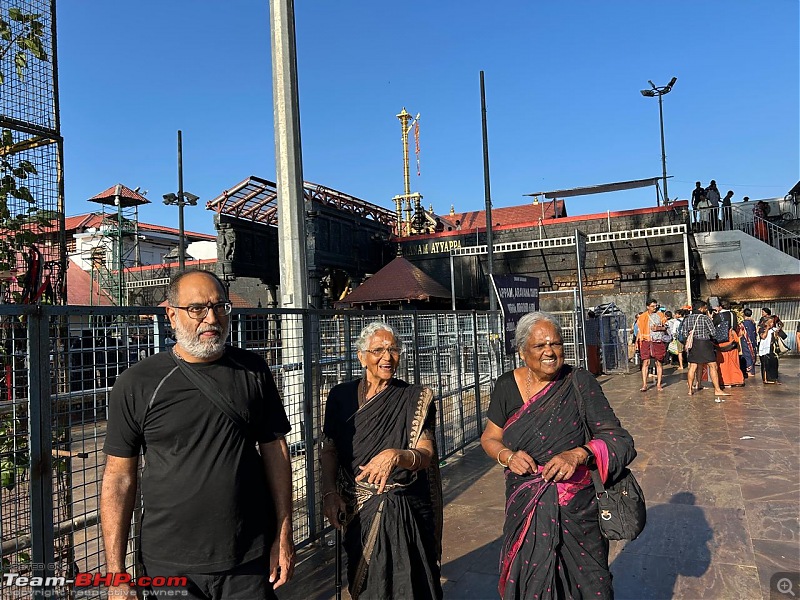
top-left (0, 305), bottom-right (504, 598)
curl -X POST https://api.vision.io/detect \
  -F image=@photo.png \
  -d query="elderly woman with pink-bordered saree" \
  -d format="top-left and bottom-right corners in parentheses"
top-left (481, 312), bottom-right (636, 599)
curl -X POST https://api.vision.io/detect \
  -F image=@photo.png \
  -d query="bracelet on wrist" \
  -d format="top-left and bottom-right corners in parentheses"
top-left (407, 449), bottom-right (420, 470)
top-left (322, 490), bottom-right (337, 501)
top-left (496, 448), bottom-right (512, 467)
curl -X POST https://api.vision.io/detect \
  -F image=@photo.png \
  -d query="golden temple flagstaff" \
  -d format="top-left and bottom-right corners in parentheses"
top-left (393, 107), bottom-right (422, 236)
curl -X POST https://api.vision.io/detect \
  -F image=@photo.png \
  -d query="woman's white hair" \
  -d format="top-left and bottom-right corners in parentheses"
top-left (355, 321), bottom-right (403, 352)
top-left (515, 311), bottom-right (563, 350)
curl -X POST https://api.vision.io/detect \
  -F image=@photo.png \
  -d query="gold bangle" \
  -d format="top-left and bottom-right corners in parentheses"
top-left (496, 448), bottom-right (512, 467)
top-left (407, 449), bottom-right (419, 470)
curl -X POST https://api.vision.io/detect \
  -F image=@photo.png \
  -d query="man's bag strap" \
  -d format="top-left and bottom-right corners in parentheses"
top-left (169, 348), bottom-right (252, 437)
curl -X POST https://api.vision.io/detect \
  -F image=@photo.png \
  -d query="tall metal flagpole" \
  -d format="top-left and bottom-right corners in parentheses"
top-left (177, 130), bottom-right (186, 272)
top-left (480, 71), bottom-right (496, 312)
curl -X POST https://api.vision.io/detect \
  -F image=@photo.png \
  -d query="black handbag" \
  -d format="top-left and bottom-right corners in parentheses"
top-left (572, 375), bottom-right (646, 541)
top-left (587, 468), bottom-right (647, 541)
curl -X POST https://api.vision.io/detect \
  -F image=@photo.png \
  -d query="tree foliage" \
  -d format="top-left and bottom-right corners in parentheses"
top-left (0, 6), bottom-right (49, 283)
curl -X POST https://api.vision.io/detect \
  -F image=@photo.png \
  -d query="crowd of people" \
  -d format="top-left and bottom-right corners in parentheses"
top-left (633, 298), bottom-right (792, 394)
top-left (99, 270), bottom-right (636, 599)
top-left (100, 268), bottom-right (794, 599)
top-left (691, 179), bottom-right (774, 239)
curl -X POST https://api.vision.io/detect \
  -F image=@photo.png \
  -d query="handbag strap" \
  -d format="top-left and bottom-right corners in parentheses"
top-left (169, 348), bottom-right (253, 438)
top-left (571, 374), bottom-right (607, 496)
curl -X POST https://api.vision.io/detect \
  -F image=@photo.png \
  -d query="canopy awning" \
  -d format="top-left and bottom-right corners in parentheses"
top-left (527, 176), bottom-right (666, 199)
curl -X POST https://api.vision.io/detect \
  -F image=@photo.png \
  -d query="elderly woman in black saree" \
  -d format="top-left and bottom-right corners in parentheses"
top-left (321, 321), bottom-right (443, 600)
top-left (481, 311), bottom-right (636, 599)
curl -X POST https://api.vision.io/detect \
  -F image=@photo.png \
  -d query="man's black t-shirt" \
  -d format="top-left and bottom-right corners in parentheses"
top-left (103, 346), bottom-right (291, 572)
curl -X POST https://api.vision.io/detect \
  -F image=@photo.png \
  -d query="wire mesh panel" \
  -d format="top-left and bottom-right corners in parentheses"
top-left (51, 311), bottom-right (159, 598)
top-left (0, 0), bottom-right (65, 304)
top-left (596, 304), bottom-right (630, 374)
top-left (0, 310), bottom-right (32, 588)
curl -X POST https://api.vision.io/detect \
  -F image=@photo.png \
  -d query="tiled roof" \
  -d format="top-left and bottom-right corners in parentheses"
top-left (444, 200), bottom-right (566, 230)
top-left (67, 259), bottom-right (114, 305)
top-left (88, 184), bottom-right (151, 206)
top-left (339, 256), bottom-right (451, 306)
top-left (62, 212), bottom-right (215, 241)
top-left (705, 274), bottom-right (800, 302)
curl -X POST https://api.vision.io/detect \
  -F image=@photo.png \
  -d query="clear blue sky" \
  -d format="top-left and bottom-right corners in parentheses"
top-left (57, 0), bottom-right (799, 235)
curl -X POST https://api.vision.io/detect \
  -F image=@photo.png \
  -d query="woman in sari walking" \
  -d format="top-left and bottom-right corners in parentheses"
top-left (481, 311), bottom-right (636, 599)
top-left (739, 308), bottom-right (758, 377)
top-left (321, 322), bottom-right (443, 599)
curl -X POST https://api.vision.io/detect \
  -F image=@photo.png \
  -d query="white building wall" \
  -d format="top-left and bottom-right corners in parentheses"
top-left (694, 230), bottom-right (800, 279)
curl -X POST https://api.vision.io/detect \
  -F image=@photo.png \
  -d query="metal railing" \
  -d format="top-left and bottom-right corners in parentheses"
top-left (0, 305), bottom-right (504, 598)
top-left (690, 204), bottom-right (800, 258)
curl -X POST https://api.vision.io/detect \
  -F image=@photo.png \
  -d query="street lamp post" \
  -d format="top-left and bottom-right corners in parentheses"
top-left (163, 130), bottom-right (199, 272)
top-left (641, 77), bottom-right (677, 206)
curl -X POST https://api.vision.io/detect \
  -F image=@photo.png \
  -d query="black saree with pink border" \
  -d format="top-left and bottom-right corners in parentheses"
top-left (489, 365), bottom-right (636, 600)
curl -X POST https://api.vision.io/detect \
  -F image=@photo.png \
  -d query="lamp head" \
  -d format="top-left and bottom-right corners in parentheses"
top-left (162, 193), bottom-right (178, 205)
top-left (183, 192), bottom-right (200, 206)
top-left (640, 89), bottom-right (656, 97)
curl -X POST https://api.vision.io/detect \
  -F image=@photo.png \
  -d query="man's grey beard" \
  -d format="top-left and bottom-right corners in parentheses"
top-left (174, 321), bottom-right (230, 359)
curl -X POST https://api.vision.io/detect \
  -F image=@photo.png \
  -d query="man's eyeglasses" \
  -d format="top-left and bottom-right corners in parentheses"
top-left (170, 301), bottom-right (232, 320)
top-left (364, 346), bottom-right (403, 358)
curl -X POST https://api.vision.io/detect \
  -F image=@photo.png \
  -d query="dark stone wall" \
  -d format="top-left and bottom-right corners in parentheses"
top-left (216, 214), bottom-right (280, 284)
top-left (398, 205), bottom-right (694, 319)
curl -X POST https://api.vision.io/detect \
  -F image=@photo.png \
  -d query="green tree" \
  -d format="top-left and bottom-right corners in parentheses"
top-left (0, 6), bottom-right (49, 288)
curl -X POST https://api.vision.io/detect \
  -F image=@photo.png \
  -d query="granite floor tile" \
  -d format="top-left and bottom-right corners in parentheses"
top-left (619, 503), bottom-right (753, 566)
top-left (745, 501), bottom-right (800, 543)
top-left (730, 434), bottom-right (795, 451)
top-left (440, 505), bottom-right (504, 583)
top-left (610, 552), bottom-right (681, 599)
top-left (752, 538), bottom-right (800, 600)
top-left (738, 469), bottom-right (800, 502)
top-left (656, 427), bottom-right (732, 446)
top-left (725, 423), bottom-right (787, 441)
top-left (613, 502), bottom-right (714, 562)
top-left (441, 571), bottom-right (499, 599)
top-left (637, 465), bottom-right (744, 509)
top-left (674, 563), bottom-right (762, 599)
top-left (648, 442), bottom-right (734, 469)
top-left (732, 446), bottom-right (800, 472)
top-left (698, 506), bottom-right (757, 565)
top-left (752, 537), bottom-right (800, 570)
top-left (780, 423), bottom-right (800, 441)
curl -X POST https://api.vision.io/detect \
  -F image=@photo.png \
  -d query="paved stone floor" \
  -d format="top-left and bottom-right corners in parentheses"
top-left (278, 359), bottom-right (800, 600)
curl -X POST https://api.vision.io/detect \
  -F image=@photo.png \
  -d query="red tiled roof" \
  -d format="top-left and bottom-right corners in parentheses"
top-left (88, 184), bottom-right (150, 206)
top-left (445, 200), bottom-right (566, 230)
top-left (339, 256), bottom-right (451, 306)
top-left (61, 212), bottom-right (215, 241)
top-left (67, 259), bottom-right (114, 305)
top-left (705, 275), bottom-right (800, 302)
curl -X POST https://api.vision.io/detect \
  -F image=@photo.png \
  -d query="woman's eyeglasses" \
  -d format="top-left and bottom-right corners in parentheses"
top-left (364, 347), bottom-right (403, 358)
top-left (170, 301), bottom-right (233, 320)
